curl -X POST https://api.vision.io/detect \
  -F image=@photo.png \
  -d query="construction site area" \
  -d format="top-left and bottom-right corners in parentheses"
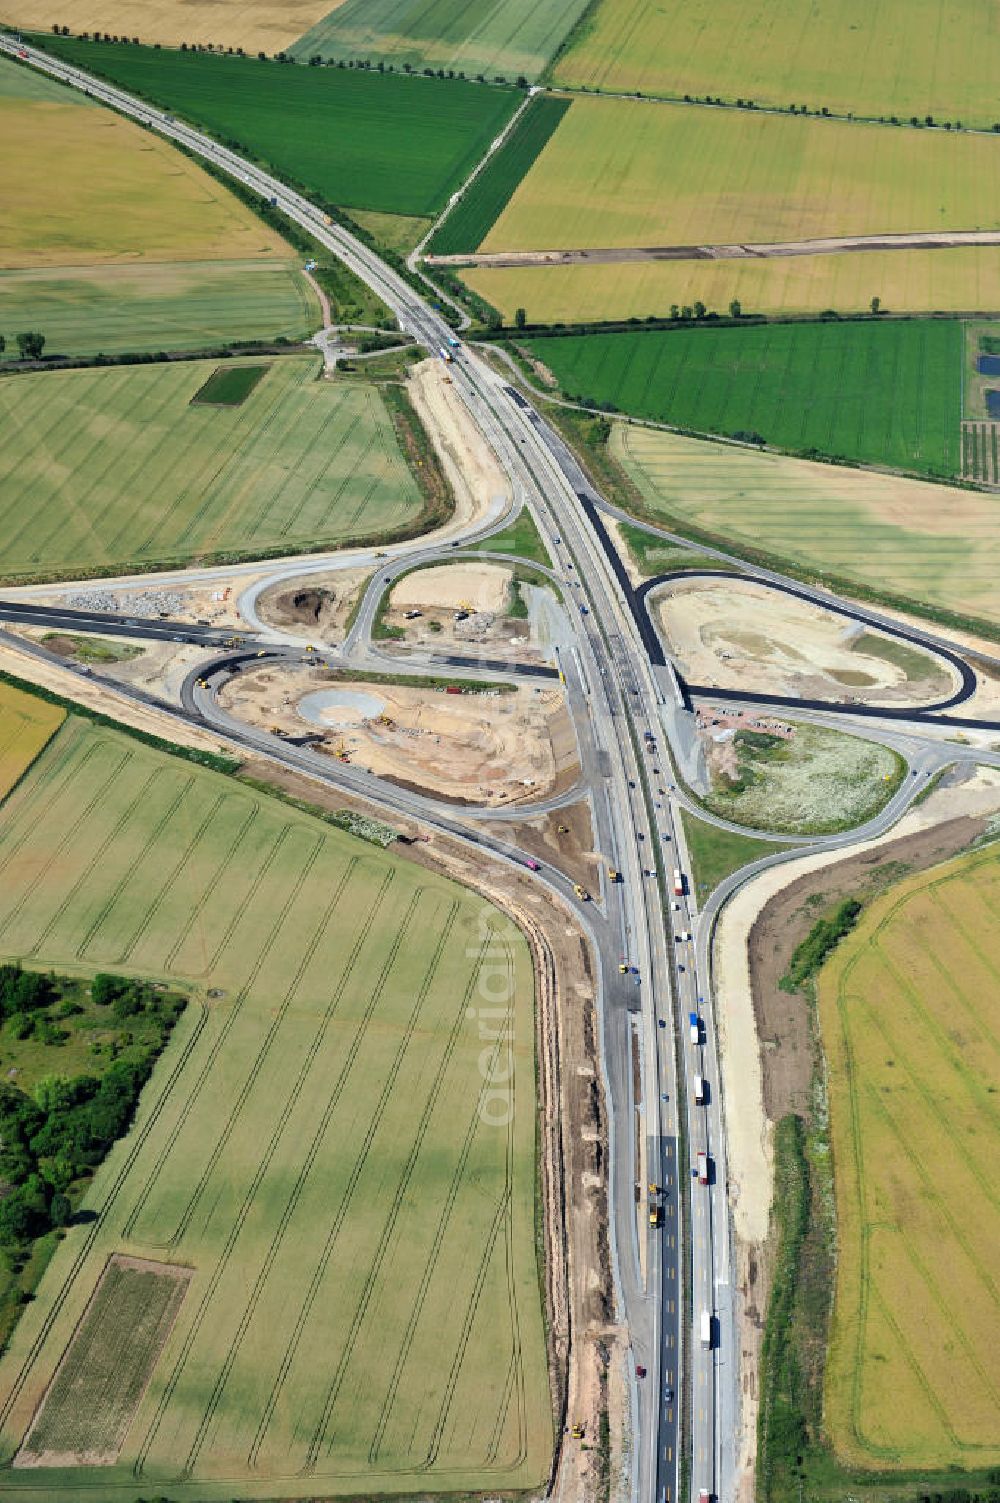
top-left (654, 576), bottom-right (958, 706)
top-left (217, 663), bottom-right (580, 805)
top-left (380, 559), bottom-right (561, 661)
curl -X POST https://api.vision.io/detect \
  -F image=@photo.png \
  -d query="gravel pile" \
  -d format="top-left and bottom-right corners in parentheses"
top-left (65, 589), bottom-right (188, 618)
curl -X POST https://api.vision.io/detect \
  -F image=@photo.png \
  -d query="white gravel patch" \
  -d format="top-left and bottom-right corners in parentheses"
top-left (297, 688), bottom-right (385, 728)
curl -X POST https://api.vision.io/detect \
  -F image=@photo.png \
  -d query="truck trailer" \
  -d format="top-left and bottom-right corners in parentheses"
top-left (689, 1011), bottom-right (700, 1045)
top-left (672, 869), bottom-right (685, 897)
top-left (700, 1309), bottom-right (712, 1347)
top-left (694, 1075), bottom-right (706, 1104)
top-left (697, 1151), bottom-right (709, 1185)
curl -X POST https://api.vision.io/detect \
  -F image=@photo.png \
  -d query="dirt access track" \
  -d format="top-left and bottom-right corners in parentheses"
top-left (219, 664), bottom-right (579, 806)
top-left (655, 575), bottom-right (958, 706)
top-left (426, 228), bottom-right (1000, 268)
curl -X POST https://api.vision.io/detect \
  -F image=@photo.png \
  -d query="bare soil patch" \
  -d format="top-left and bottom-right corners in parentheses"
top-left (656, 576), bottom-right (956, 706)
top-left (220, 665), bottom-right (577, 805)
top-left (256, 566), bottom-right (371, 640)
top-left (16, 1254), bottom-right (191, 1468)
top-left (391, 560), bottom-right (512, 614)
top-left (501, 800), bottom-right (599, 888)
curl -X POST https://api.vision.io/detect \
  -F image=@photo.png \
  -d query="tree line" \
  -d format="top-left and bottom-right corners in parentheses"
top-left (0, 965), bottom-right (183, 1263)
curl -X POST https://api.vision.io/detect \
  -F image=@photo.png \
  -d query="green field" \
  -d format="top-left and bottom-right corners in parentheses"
top-left (429, 96), bottom-right (570, 254)
top-left (290, 0), bottom-right (591, 82)
top-left (819, 846), bottom-right (1000, 1469)
top-left (552, 0), bottom-right (1000, 128)
top-left (0, 356), bottom-right (429, 580)
top-left (191, 362), bottom-right (271, 404)
top-left (529, 321), bottom-right (962, 477)
top-left (0, 261), bottom-right (317, 358)
top-left (0, 710), bottom-right (551, 1497)
top-left (39, 37), bottom-right (519, 218)
top-left (678, 808), bottom-right (783, 904)
top-left (614, 423), bottom-right (1000, 630)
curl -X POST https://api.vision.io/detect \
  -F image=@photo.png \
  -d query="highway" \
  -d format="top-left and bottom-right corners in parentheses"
top-left (5, 30), bottom-right (999, 1503)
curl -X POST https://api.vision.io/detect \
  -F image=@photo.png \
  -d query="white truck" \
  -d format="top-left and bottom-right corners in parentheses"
top-left (700, 1309), bottom-right (712, 1347)
top-left (694, 1075), bottom-right (706, 1104)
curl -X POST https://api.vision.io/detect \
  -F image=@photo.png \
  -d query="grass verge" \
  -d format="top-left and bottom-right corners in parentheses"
top-left (678, 808), bottom-right (784, 905)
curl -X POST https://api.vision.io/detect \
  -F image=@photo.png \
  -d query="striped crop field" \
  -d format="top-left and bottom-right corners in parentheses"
top-left (552, 0), bottom-right (1000, 129)
top-left (478, 98), bottom-right (1000, 254)
top-left (529, 321), bottom-right (962, 477)
top-left (289, 0), bottom-right (591, 82)
top-left (613, 423), bottom-right (1000, 629)
top-left (0, 681), bottom-right (65, 800)
top-left (0, 710), bottom-right (550, 1499)
top-left (819, 846), bottom-right (1000, 1468)
top-left (0, 261), bottom-right (318, 359)
top-left (0, 356), bottom-right (427, 581)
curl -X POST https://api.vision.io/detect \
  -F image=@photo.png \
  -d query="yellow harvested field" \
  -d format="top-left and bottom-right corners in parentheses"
top-left (552, 0), bottom-right (1000, 130)
top-left (0, 681), bottom-right (65, 799)
top-left (5, 0), bottom-right (341, 52)
top-left (462, 246), bottom-right (1000, 321)
top-left (0, 95), bottom-right (293, 269)
top-left (820, 846), bottom-right (1000, 1467)
top-left (614, 424), bottom-right (1000, 626)
top-left (480, 98), bottom-right (1000, 252)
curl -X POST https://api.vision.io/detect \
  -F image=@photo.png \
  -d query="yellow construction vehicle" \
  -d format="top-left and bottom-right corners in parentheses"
top-left (608, 866), bottom-right (620, 882)
top-left (648, 1181), bottom-right (660, 1195)
top-left (649, 1205), bottom-right (661, 1228)
top-left (573, 884), bottom-right (590, 901)
top-left (305, 644), bottom-right (315, 653)
top-left (556, 823), bottom-right (569, 834)
top-left (618, 963), bottom-right (629, 975)
top-left (571, 1423), bottom-right (585, 1440)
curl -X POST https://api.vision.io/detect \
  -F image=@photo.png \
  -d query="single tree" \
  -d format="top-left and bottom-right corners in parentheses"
top-left (16, 332), bottom-right (44, 360)
top-left (514, 307), bottom-right (527, 329)
top-left (693, 300), bottom-right (706, 319)
top-left (669, 304), bottom-right (680, 321)
top-left (0, 335), bottom-right (5, 356)
top-left (870, 295), bottom-right (881, 315)
top-left (729, 299), bottom-right (742, 319)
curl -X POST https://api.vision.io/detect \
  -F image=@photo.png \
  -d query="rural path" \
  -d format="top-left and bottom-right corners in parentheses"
top-left (426, 227), bottom-right (1000, 268)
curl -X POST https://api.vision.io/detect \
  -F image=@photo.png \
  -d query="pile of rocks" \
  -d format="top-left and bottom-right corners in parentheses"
top-left (64, 588), bottom-right (188, 618)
